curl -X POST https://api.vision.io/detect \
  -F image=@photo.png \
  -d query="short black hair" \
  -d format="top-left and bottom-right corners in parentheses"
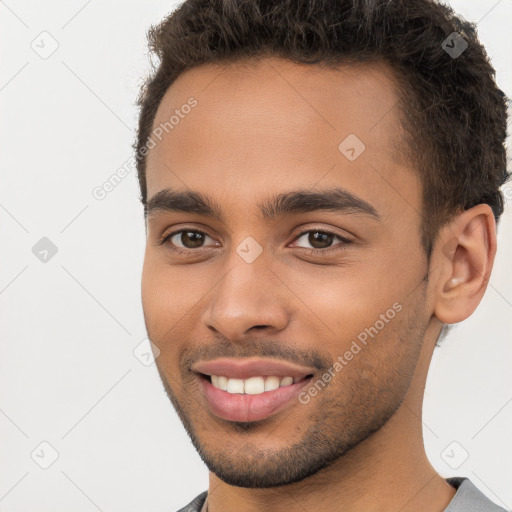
top-left (134, 0), bottom-right (510, 258)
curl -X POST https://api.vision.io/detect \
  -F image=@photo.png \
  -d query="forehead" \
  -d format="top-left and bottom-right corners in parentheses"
top-left (146, 56), bottom-right (419, 220)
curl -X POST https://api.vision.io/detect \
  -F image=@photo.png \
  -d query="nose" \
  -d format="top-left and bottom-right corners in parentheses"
top-left (201, 257), bottom-right (289, 341)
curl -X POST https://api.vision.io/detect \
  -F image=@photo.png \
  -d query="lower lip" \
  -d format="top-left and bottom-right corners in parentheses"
top-left (199, 375), bottom-right (312, 422)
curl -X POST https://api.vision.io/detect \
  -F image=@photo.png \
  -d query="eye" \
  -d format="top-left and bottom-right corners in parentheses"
top-left (159, 227), bottom-right (351, 254)
top-left (161, 229), bottom-right (219, 250)
top-left (290, 229), bottom-right (351, 251)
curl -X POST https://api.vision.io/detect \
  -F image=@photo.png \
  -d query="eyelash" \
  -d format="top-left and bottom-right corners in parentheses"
top-left (159, 227), bottom-right (352, 255)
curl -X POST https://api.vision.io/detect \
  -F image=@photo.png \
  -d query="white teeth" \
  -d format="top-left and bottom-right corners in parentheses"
top-left (264, 376), bottom-right (280, 391)
top-left (244, 376), bottom-right (265, 394)
top-left (226, 378), bottom-right (244, 394)
top-left (280, 376), bottom-right (293, 386)
top-left (211, 375), bottom-right (228, 391)
top-left (210, 375), bottom-right (297, 394)
top-left (217, 375), bottom-right (228, 391)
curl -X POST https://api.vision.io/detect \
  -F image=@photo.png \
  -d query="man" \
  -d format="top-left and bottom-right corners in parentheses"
top-left (134, 0), bottom-right (510, 510)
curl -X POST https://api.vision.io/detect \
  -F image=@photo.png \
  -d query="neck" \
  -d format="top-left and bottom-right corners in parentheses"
top-left (206, 319), bottom-right (455, 512)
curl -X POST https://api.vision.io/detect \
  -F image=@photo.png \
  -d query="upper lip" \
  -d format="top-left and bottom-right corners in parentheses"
top-left (192, 357), bottom-right (316, 380)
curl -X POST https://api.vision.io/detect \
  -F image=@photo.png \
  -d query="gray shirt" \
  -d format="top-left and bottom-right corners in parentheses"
top-left (176, 478), bottom-right (509, 511)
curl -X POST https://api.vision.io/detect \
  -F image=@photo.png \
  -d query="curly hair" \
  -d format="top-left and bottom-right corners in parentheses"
top-left (134, 0), bottom-right (510, 258)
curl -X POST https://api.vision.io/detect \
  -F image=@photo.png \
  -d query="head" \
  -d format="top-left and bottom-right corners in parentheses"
top-left (136, 0), bottom-right (509, 489)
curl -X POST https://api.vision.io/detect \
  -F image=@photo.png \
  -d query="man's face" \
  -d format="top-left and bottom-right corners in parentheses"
top-left (142, 57), bottom-right (432, 487)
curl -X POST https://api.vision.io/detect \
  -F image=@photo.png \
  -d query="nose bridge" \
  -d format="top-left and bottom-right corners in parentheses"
top-left (202, 248), bottom-right (289, 339)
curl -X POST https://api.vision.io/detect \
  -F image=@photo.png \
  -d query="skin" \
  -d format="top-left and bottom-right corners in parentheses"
top-left (141, 57), bottom-right (497, 512)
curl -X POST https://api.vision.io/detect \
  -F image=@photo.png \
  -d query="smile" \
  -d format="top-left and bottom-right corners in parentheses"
top-left (210, 375), bottom-right (300, 394)
top-left (193, 358), bottom-right (315, 422)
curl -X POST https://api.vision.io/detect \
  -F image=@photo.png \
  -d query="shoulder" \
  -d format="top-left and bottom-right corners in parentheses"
top-left (445, 477), bottom-right (509, 512)
top-left (176, 490), bottom-right (208, 512)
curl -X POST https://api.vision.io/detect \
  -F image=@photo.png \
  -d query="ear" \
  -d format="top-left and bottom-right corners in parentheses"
top-left (431, 204), bottom-right (497, 324)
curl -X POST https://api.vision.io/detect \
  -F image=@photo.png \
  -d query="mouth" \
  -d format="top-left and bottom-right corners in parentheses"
top-left (193, 358), bottom-right (315, 422)
top-left (197, 373), bottom-right (313, 422)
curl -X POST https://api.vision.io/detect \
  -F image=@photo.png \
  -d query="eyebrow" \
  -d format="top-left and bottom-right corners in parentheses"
top-left (145, 186), bottom-right (380, 222)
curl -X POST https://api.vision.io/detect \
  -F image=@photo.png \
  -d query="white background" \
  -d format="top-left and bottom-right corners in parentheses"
top-left (0, 1), bottom-right (511, 511)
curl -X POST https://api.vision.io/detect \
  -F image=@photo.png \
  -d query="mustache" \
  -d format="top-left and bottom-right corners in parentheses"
top-left (180, 338), bottom-right (334, 373)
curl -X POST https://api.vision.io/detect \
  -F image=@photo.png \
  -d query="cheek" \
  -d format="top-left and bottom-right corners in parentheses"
top-left (141, 256), bottom-right (191, 341)
top-left (320, 298), bottom-right (423, 414)
top-left (280, 261), bottom-right (402, 337)
top-left (141, 266), bottom-right (184, 376)
top-left (141, 253), bottom-right (216, 373)
top-left (141, 260), bottom-right (167, 327)
top-left (142, 249), bottom-right (200, 313)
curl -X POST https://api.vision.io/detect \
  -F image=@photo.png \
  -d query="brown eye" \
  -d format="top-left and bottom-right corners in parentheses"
top-left (179, 231), bottom-right (206, 248)
top-left (291, 230), bottom-right (351, 251)
top-left (308, 231), bottom-right (335, 249)
top-left (163, 229), bottom-right (217, 250)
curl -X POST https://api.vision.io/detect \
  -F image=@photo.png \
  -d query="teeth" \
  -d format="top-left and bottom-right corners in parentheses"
top-left (211, 375), bottom-right (228, 391)
top-left (210, 375), bottom-right (297, 394)
top-left (217, 375), bottom-right (228, 390)
top-left (264, 376), bottom-right (280, 391)
top-left (244, 376), bottom-right (265, 394)
top-left (226, 378), bottom-right (244, 394)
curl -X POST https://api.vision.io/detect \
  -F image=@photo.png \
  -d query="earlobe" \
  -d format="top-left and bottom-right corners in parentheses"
top-left (432, 204), bottom-right (497, 325)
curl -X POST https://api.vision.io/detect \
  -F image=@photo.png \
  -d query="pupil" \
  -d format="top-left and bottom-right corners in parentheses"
top-left (309, 231), bottom-right (333, 249)
top-left (182, 231), bottom-right (204, 248)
